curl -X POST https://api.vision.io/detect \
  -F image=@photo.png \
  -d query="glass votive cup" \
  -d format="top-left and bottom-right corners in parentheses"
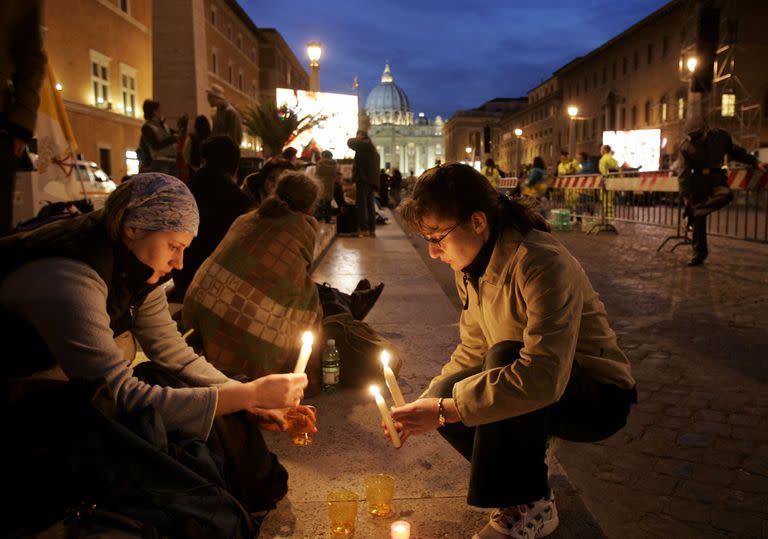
top-left (327, 488), bottom-right (359, 538)
top-left (286, 405), bottom-right (317, 446)
top-left (391, 520), bottom-right (411, 539)
top-left (364, 473), bottom-right (395, 517)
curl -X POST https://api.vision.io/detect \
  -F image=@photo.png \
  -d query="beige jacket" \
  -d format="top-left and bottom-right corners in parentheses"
top-left (424, 227), bottom-right (634, 426)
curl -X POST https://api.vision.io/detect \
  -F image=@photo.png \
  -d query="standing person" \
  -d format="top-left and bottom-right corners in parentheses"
top-left (140, 99), bottom-right (178, 175)
top-left (556, 150), bottom-right (579, 176)
top-left (347, 130), bottom-right (380, 237)
top-left (390, 167), bottom-right (403, 207)
top-left (182, 114), bottom-right (212, 177)
top-left (379, 168), bottom-right (391, 208)
top-left (598, 145), bottom-right (620, 176)
top-left (391, 163), bottom-right (637, 539)
top-left (678, 118), bottom-right (764, 266)
top-left (207, 83), bottom-right (242, 147)
top-left (482, 158), bottom-right (501, 189)
top-left (169, 135), bottom-right (251, 303)
top-left (0, 173), bottom-right (309, 536)
top-left (314, 150), bottom-right (337, 223)
top-left (523, 156), bottom-right (548, 200)
top-left (0, 1), bottom-right (47, 237)
top-left (578, 151), bottom-right (596, 173)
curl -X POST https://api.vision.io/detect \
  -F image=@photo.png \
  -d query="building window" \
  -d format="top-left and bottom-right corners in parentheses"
top-left (238, 69), bottom-right (243, 91)
top-left (612, 61), bottom-right (616, 80)
top-left (677, 96), bottom-right (686, 120)
top-left (602, 66), bottom-right (607, 84)
top-left (211, 49), bottom-right (217, 74)
top-left (660, 98), bottom-right (668, 122)
top-left (237, 33), bottom-right (242, 50)
top-left (226, 24), bottom-right (232, 41)
top-left (90, 50), bottom-right (110, 109)
top-left (251, 80), bottom-right (257, 98)
top-left (250, 47), bottom-right (256, 62)
top-left (662, 35), bottom-right (669, 57)
top-left (125, 149), bottom-right (139, 176)
top-left (227, 62), bottom-right (233, 84)
top-left (584, 78), bottom-right (588, 92)
top-left (647, 43), bottom-right (654, 64)
top-left (644, 100), bottom-right (651, 124)
top-left (721, 93), bottom-right (736, 117)
top-left (620, 107), bottom-right (626, 129)
top-left (631, 105), bottom-right (637, 128)
top-left (210, 5), bottom-right (216, 26)
top-left (633, 51), bottom-right (639, 70)
top-left (622, 56), bottom-right (627, 75)
top-left (119, 0), bottom-right (128, 13)
top-left (593, 72), bottom-right (597, 88)
top-left (119, 63), bottom-right (137, 117)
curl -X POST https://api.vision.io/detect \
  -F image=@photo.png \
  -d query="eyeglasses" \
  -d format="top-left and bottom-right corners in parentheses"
top-left (421, 222), bottom-right (461, 248)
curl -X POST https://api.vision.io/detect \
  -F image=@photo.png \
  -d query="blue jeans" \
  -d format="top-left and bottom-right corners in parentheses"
top-left (355, 181), bottom-right (376, 232)
top-left (424, 341), bottom-right (637, 507)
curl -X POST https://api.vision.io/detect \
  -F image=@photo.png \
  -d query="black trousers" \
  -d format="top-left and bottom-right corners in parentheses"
top-left (426, 341), bottom-right (637, 508)
top-left (685, 172), bottom-right (733, 257)
top-left (355, 182), bottom-right (376, 232)
top-left (0, 132), bottom-right (17, 237)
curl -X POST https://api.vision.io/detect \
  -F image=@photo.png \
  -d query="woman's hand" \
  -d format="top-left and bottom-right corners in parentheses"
top-left (248, 373), bottom-right (308, 409)
top-left (249, 407), bottom-right (290, 432)
top-left (390, 398), bottom-right (443, 439)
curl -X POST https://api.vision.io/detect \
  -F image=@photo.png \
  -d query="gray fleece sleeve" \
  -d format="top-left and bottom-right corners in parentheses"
top-left (0, 258), bottom-right (225, 439)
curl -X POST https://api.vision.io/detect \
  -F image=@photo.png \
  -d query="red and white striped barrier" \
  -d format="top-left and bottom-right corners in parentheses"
top-left (498, 177), bottom-right (518, 189)
top-left (551, 175), bottom-right (603, 189)
top-left (726, 168), bottom-right (768, 190)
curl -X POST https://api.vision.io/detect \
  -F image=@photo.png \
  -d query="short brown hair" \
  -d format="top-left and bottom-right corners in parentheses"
top-left (258, 171), bottom-right (320, 217)
top-left (399, 162), bottom-right (549, 235)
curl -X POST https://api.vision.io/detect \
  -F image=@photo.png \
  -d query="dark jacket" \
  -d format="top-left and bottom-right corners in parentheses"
top-left (170, 167), bottom-right (252, 302)
top-left (0, 212), bottom-right (164, 377)
top-left (347, 136), bottom-right (380, 187)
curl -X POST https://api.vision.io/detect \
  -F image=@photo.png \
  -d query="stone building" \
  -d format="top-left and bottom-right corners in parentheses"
top-left (153, 0), bottom-right (307, 154)
top-left (42, 0), bottom-right (153, 180)
top-left (366, 65), bottom-right (444, 175)
top-left (443, 98), bottom-right (527, 173)
top-left (454, 0), bottom-right (768, 175)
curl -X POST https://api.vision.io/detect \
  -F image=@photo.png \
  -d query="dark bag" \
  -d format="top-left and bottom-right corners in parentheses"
top-left (322, 313), bottom-right (402, 387)
top-left (14, 198), bottom-right (94, 232)
top-left (1, 379), bottom-right (259, 539)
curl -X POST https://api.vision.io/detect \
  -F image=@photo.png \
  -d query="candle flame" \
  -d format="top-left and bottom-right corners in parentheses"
top-left (301, 331), bottom-right (313, 346)
top-left (368, 384), bottom-right (380, 396)
top-left (380, 349), bottom-right (390, 367)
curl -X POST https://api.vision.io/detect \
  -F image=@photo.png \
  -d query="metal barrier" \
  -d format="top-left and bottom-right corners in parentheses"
top-left (522, 168), bottom-right (768, 245)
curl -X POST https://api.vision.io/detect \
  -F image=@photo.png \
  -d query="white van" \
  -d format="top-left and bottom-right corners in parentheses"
top-left (12, 160), bottom-right (116, 227)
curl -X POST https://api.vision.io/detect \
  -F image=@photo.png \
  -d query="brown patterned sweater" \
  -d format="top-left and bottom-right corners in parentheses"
top-left (182, 207), bottom-right (323, 386)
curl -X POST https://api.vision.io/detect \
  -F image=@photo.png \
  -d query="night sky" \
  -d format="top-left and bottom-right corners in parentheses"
top-left (242, 0), bottom-right (671, 120)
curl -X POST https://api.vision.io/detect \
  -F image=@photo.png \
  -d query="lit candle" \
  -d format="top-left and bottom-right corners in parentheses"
top-left (390, 520), bottom-right (411, 539)
top-left (293, 331), bottom-right (314, 374)
top-left (369, 385), bottom-right (401, 448)
top-left (381, 350), bottom-right (405, 407)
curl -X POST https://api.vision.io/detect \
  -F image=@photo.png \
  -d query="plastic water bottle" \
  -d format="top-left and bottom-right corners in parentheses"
top-left (321, 339), bottom-right (340, 392)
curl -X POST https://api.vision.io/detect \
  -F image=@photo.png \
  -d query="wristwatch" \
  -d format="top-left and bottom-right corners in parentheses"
top-left (437, 398), bottom-right (446, 427)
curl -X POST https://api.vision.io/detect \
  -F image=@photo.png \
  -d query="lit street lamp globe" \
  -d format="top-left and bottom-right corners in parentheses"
top-left (567, 106), bottom-right (578, 118)
top-left (307, 42), bottom-right (322, 64)
top-left (514, 128), bottom-right (523, 137)
top-left (686, 56), bottom-right (698, 73)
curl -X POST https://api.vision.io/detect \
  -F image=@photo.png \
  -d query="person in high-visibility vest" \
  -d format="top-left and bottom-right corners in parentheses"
top-left (598, 145), bottom-right (619, 221)
top-left (482, 158), bottom-right (502, 189)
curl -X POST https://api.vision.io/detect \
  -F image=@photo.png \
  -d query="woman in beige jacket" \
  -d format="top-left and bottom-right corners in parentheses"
top-left (394, 163), bottom-right (637, 539)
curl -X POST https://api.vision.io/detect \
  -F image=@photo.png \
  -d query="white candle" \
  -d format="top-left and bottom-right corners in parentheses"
top-left (293, 331), bottom-right (314, 374)
top-left (390, 520), bottom-right (411, 539)
top-left (381, 350), bottom-right (405, 407)
top-left (369, 385), bottom-right (401, 448)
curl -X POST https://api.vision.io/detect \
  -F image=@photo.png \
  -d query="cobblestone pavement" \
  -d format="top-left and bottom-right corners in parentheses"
top-left (553, 223), bottom-right (768, 539)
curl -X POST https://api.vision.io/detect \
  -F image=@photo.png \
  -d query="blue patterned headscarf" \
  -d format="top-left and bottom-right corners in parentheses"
top-left (122, 173), bottom-right (199, 235)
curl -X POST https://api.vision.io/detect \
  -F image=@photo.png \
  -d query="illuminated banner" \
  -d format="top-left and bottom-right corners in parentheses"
top-left (602, 129), bottom-right (661, 172)
top-left (276, 88), bottom-right (358, 160)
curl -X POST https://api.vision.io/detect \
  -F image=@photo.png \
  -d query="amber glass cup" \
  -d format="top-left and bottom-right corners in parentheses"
top-left (327, 488), bottom-right (359, 537)
top-left (286, 405), bottom-right (317, 446)
top-left (364, 473), bottom-right (395, 517)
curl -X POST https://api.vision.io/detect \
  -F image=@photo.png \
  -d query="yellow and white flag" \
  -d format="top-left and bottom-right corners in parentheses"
top-left (34, 63), bottom-right (82, 200)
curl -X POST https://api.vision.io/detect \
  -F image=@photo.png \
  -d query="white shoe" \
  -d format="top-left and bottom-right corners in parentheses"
top-left (472, 493), bottom-right (558, 539)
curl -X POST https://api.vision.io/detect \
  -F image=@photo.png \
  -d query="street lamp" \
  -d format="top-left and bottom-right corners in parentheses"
top-left (686, 56), bottom-right (698, 73)
top-left (307, 41), bottom-right (322, 92)
top-left (465, 146), bottom-right (473, 165)
top-left (513, 129), bottom-right (523, 177)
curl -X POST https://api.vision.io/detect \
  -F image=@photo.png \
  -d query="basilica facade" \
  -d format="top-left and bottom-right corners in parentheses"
top-left (365, 64), bottom-right (444, 175)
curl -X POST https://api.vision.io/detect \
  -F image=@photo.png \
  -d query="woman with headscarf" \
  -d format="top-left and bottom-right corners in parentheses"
top-left (0, 173), bottom-right (309, 537)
